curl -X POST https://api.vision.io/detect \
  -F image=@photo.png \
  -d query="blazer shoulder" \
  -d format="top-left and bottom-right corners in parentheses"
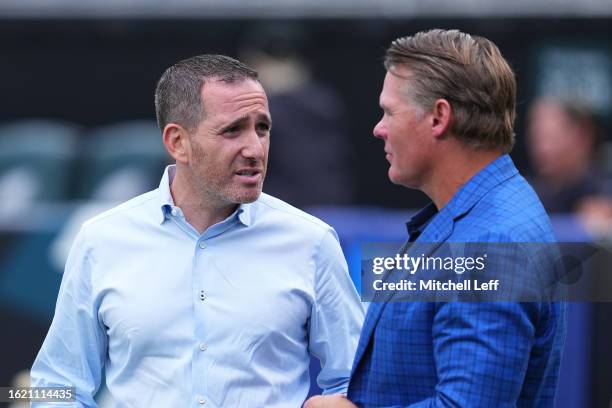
top-left (457, 174), bottom-right (555, 242)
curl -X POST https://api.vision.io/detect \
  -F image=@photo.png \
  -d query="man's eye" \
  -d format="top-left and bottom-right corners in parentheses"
top-left (224, 126), bottom-right (240, 134)
top-left (256, 123), bottom-right (271, 133)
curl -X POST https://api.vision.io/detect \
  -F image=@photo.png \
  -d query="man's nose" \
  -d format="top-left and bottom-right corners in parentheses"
top-left (373, 119), bottom-right (386, 140)
top-left (242, 128), bottom-right (265, 161)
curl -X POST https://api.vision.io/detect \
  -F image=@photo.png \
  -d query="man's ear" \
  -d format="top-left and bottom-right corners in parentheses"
top-left (162, 123), bottom-right (191, 164)
top-left (431, 98), bottom-right (452, 139)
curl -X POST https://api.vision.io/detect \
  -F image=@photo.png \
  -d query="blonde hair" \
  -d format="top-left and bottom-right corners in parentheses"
top-left (385, 29), bottom-right (517, 153)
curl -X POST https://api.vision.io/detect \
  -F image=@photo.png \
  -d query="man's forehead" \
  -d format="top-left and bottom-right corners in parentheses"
top-left (202, 78), bottom-right (265, 98)
top-left (381, 66), bottom-right (416, 105)
top-left (201, 78), bottom-right (269, 114)
top-left (387, 64), bottom-right (413, 80)
top-left (380, 72), bottom-right (402, 105)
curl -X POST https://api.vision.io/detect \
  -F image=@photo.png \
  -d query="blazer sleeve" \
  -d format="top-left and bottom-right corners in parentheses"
top-left (396, 238), bottom-right (547, 407)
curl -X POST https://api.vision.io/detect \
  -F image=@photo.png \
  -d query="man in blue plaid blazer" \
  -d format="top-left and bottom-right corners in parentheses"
top-left (304, 29), bottom-right (565, 408)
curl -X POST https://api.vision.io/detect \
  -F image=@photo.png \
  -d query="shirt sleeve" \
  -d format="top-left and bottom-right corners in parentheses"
top-left (308, 228), bottom-right (365, 395)
top-left (31, 226), bottom-right (107, 408)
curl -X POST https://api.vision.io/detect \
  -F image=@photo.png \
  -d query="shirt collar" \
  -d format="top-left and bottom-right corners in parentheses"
top-left (156, 165), bottom-right (175, 224)
top-left (156, 164), bottom-right (252, 227)
top-left (406, 202), bottom-right (438, 240)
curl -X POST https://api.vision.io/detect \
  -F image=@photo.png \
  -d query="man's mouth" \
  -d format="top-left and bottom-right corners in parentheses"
top-left (236, 169), bottom-right (260, 176)
top-left (234, 169), bottom-right (263, 183)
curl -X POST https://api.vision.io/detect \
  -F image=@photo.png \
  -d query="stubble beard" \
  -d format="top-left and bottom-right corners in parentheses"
top-left (190, 143), bottom-right (266, 208)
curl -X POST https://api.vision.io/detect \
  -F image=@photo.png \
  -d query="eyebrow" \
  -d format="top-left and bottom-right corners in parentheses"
top-left (219, 114), bottom-right (272, 133)
top-left (219, 115), bottom-right (247, 133)
top-left (259, 113), bottom-right (272, 127)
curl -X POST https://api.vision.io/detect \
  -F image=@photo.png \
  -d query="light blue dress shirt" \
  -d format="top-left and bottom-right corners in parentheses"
top-left (31, 166), bottom-right (364, 408)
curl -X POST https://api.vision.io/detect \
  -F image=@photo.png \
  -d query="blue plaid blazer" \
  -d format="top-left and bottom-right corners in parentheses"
top-left (347, 155), bottom-right (566, 407)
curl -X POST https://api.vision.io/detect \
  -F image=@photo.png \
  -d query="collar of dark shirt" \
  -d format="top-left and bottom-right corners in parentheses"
top-left (404, 154), bottom-right (518, 242)
top-left (405, 203), bottom-right (437, 242)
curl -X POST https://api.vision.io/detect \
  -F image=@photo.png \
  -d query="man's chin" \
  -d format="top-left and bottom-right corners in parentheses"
top-left (388, 169), bottom-right (418, 189)
top-left (388, 168), bottom-right (403, 185)
top-left (232, 188), bottom-right (263, 204)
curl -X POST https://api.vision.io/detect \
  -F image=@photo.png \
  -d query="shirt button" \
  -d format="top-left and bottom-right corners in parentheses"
top-left (171, 208), bottom-right (179, 217)
top-left (199, 342), bottom-right (207, 351)
top-left (199, 241), bottom-right (206, 249)
top-left (199, 290), bottom-right (207, 301)
top-left (197, 396), bottom-right (206, 405)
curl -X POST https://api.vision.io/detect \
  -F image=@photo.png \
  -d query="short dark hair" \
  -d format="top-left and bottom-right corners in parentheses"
top-left (385, 29), bottom-right (517, 153)
top-left (154, 54), bottom-right (259, 131)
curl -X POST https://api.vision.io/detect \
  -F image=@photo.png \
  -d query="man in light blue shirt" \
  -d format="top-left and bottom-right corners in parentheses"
top-left (31, 54), bottom-right (364, 407)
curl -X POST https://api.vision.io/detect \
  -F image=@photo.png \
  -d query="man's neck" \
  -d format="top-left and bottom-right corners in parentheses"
top-left (170, 168), bottom-right (237, 235)
top-left (425, 147), bottom-right (503, 210)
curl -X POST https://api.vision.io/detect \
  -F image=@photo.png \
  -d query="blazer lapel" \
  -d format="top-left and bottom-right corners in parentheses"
top-left (351, 155), bottom-right (520, 378)
top-left (352, 212), bottom-right (454, 373)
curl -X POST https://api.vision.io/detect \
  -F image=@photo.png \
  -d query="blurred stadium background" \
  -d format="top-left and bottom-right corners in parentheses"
top-left (1, 1), bottom-right (611, 407)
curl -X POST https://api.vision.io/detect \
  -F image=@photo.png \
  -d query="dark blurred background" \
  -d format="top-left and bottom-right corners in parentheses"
top-left (1, 1), bottom-right (612, 407)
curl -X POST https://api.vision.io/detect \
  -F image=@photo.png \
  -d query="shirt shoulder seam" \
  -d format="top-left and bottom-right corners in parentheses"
top-left (83, 193), bottom-right (159, 230)
top-left (257, 199), bottom-right (332, 232)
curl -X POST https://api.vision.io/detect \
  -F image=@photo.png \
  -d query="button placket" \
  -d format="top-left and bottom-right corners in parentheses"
top-left (193, 235), bottom-right (210, 407)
